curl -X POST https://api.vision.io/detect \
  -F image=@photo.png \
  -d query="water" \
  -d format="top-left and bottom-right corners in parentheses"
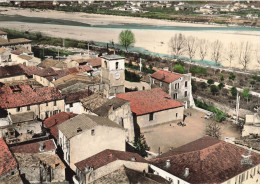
top-left (1, 14), bottom-right (258, 67)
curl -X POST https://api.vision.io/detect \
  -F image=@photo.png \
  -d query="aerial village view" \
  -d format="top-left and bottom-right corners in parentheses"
top-left (0, 0), bottom-right (260, 183)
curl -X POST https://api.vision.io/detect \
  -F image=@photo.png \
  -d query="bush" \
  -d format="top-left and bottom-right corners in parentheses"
top-left (252, 75), bottom-right (260, 82)
top-left (207, 79), bottom-right (214, 85)
top-left (125, 70), bottom-right (141, 82)
top-left (210, 85), bottom-right (218, 95)
top-left (200, 82), bottom-right (207, 89)
top-left (220, 74), bottom-right (224, 81)
top-left (241, 88), bottom-right (251, 103)
top-left (230, 87), bottom-right (238, 97)
top-left (190, 66), bottom-right (207, 76)
top-left (218, 83), bottom-right (225, 89)
top-left (229, 72), bottom-right (236, 81)
top-left (250, 80), bottom-right (255, 87)
top-left (173, 64), bottom-right (186, 74)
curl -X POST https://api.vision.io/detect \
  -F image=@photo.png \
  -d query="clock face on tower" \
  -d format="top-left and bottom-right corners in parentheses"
top-left (114, 72), bottom-right (121, 80)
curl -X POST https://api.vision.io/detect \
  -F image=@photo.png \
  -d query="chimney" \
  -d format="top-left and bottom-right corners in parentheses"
top-left (183, 168), bottom-right (189, 178)
top-left (165, 159), bottom-right (171, 168)
top-left (130, 157), bottom-right (136, 162)
top-left (39, 142), bottom-right (44, 152)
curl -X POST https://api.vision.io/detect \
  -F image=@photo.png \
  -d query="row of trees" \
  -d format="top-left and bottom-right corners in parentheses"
top-left (169, 33), bottom-right (257, 70)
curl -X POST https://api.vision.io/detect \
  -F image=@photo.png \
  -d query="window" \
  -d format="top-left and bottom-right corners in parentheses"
top-left (184, 91), bottom-right (188, 97)
top-left (70, 103), bottom-right (73, 108)
top-left (149, 113), bottom-right (154, 121)
top-left (104, 61), bottom-right (107, 68)
top-left (46, 102), bottom-right (48, 106)
top-left (173, 93), bottom-right (178, 99)
top-left (185, 81), bottom-right (188, 87)
top-left (54, 101), bottom-right (57, 106)
top-left (91, 129), bottom-right (95, 136)
top-left (27, 106), bottom-right (30, 111)
top-left (120, 118), bottom-right (124, 128)
top-left (176, 113), bottom-right (178, 118)
top-left (175, 83), bottom-right (179, 89)
top-left (115, 62), bottom-right (119, 69)
top-left (17, 107), bottom-right (21, 112)
top-left (143, 86), bottom-right (145, 90)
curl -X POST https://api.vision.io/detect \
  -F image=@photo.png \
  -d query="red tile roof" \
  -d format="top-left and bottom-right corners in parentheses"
top-left (86, 57), bottom-right (101, 67)
top-left (75, 149), bottom-right (147, 171)
top-left (0, 138), bottom-right (17, 176)
top-left (11, 49), bottom-right (23, 55)
top-left (43, 112), bottom-right (77, 139)
top-left (117, 89), bottom-right (183, 115)
top-left (78, 65), bottom-right (92, 73)
top-left (0, 85), bottom-right (64, 109)
top-left (10, 139), bottom-right (56, 154)
top-left (151, 70), bottom-right (183, 83)
top-left (0, 65), bottom-right (32, 78)
top-left (0, 30), bottom-right (7, 35)
top-left (64, 89), bottom-right (93, 104)
top-left (149, 136), bottom-right (260, 184)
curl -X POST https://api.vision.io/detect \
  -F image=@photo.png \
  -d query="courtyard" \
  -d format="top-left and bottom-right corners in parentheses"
top-left (142, 108), bottom-right (241, 154)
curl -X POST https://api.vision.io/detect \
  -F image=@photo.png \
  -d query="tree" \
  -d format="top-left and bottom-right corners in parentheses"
top-left (198, 39), bottom-right (208, 61)
top-left (211, 40), bottom-right (223, 64)
top-left (206, 121), bottom-right (221, 139)
top-left (238, 41), bottom-right (252, 70)
top-left (200, 82), bottom-right (207, 90)
top-left (207, 79), bottom-right (214, 85)
top-left (229, 72), bottom-right (236, 81)
top-left (191, 80), bottom-right (197, 93)
top-left (119, 30), bottom-right (135, 52)
top-left (169, 33), bottom-right (186, 59)
top-left (242, 88), bottom-right (251, 104)
top-left (220, 74), bottom-right (224, 82)
top-left (226, 42), bottom-right (237, 68)
top-left (186, 36), bottom-right (197, 62)
top-left (218, 83), bottom-right (225, 90)
top-left (174, 64), bottom-right (186, 74)
top-left (210, 85), bottom-right (218, 95)
top-left (250, 80), bottom-right (255, 88)
top-left (133, 134), bottom-right (150, 157)
top-left (230, 86), bottom-right (238, 97)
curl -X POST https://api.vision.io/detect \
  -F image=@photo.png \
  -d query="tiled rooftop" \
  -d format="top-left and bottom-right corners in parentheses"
top-left (10, 139), bottom-right (56, 154)
top-left (86, 57), bottom-right (102, 67)
top-left (64, 89), bottom-right (93, 104)
top-left (0, 38), bottom-right (31, 46)
top-left (0, 138), bottom-right (17, 176)
top-left (43, 112), bottom-right (78, 139)
top-left (75, 149), bottom-right (147, 171)
top-left (117, 89), bottom-right (183, 115)
top-left (0, 85), bottom-right (64, 109)
top-left (151, 70), bottom-right (183, 83)
top-left (149, 136), bottom-right (260, 183)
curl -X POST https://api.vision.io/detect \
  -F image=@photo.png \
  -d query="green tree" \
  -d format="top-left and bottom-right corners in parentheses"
top-left (119, 30), bottom-right (135, 52)
top-left (210, 85), bottom-right (218, 95)
top-left (220, 74), bottom-right (224, 82)
top-left (200, 82), bottom-right (207, 89)
top-left (133, 134), bottom-right (150, 157)
top-left (230, 86), bottom-right (237, 97)
top-left (174, 64), bottom-right (186, 74)
top-left (77, 42), bottom-right (86, 48)
top-left (229, 72), bottom-right (236, 81)
top-left (207, 79), bottom-right (214, 85)
top-left (242, 88), bottom-right (251, 103)
top-left (250, 81), bottom-right (255, 88)
top-left (218, 83), bottom-right (225, 90)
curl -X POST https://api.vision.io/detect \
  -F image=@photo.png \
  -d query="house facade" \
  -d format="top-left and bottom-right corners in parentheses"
top-left (93, 97), bottom-right (135, 142)
top-left (117, 89), bottom-right (184, 130)
top-left (57, 114), bottom-right (126, 171)
top-left (0, 85), bottom-right (65, 120)
top-left (242, 114), bottom-right (260, 137)
top-left (150, 70), bottom-right (194, 108)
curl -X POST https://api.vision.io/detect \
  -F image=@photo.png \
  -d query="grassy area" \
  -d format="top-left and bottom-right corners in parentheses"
top-left (32, 47), bottom-right (77, 60)
top-left (194, 99), bottom-right (227, 122)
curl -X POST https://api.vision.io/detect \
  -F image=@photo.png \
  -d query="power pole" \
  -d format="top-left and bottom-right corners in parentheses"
top-left (88, 43), bottom-right (89, 56)
top-left (236, 92), bottom-right (240, 125)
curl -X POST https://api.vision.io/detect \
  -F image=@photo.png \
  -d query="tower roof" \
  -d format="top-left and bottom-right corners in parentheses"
top-left (100, 54), bottom-right (125, 60)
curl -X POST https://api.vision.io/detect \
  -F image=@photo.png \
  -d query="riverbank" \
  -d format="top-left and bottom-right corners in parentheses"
top-left (0, 7), bottom-right (259, 70)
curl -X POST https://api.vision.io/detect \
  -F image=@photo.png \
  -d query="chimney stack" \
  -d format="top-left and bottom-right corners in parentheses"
top-left (130, 157), bottom-right (136, 162)
top-left (39, 142), bottom-right (44, 152)
top-left (183, 168), bottom-right (189, 178)
top-left (165, 159), bottom-right (171, 168)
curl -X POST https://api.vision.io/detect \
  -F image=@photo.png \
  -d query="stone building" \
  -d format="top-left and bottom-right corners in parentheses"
top-left (100, 55), bottom-right (125, 97)
top-left (64, 89), bottom-right (93, 114)
top-left (93, 97), bottom-right (135, 142)
top-left (0, 48), bottom-right (11, 66)
top-left (0, 30), bottom-right (7, 40)
top-left (0, 31), bottom-right (31, 51)
top-left (74, 149), bottom-right (149, 184)
top-left (14, 153), bottom-right (67, 183)
top-left (117, 89), bottom-right (184, 130)
top-left (0, 138), bottom-right (23, 184)
top-left (149, 136), bottom-right (260, 184)
top-left (57, 114), bottom-right (126, 171)
top-left (150, 70), bottom-right (194, 108)
top-left (0, 85), bottom-right (65, 120)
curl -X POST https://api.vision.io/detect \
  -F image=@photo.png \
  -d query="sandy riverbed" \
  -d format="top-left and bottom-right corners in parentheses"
top-left (1, 7), bottom-right (260, 70)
